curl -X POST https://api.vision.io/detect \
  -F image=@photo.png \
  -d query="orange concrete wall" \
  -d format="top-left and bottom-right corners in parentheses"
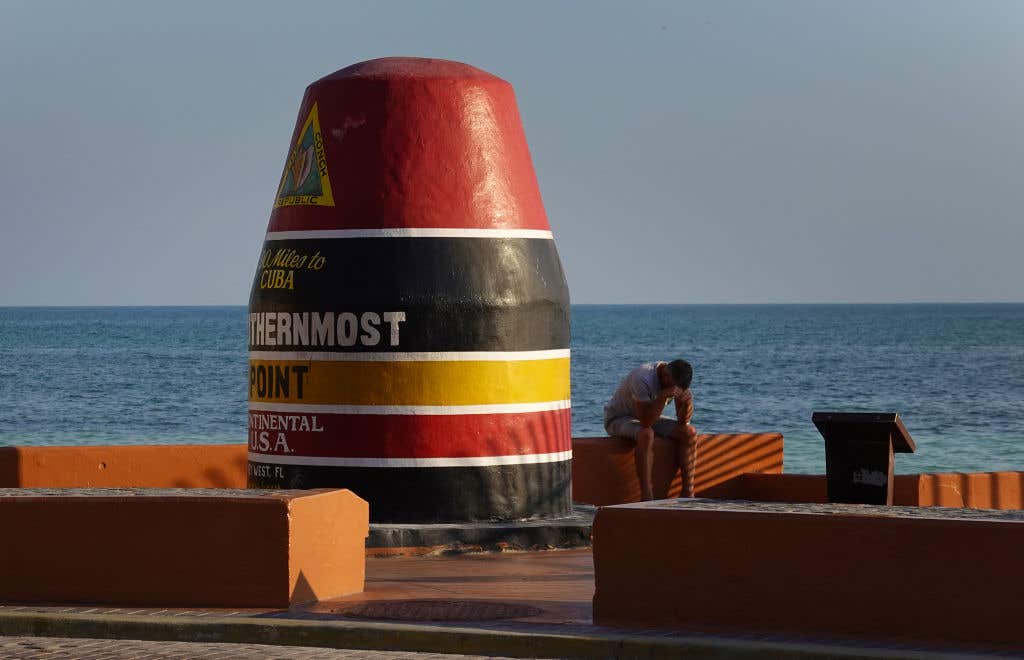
top-left (0, 488), bottom-right (367, 607)
top-left (0, 445), bottom-right (247, 488)
top-left (912, 472), bottom-right (1024, 509)
top-left (5, 443), bottom-right (1019, 511)
top-left (707, 472), bottom-right (829, 503)
top-left (288, 489), bottom-right (368, 603)
top-left (709, 472), bottom-right (1024, 510)
top-left (3, 437), bottom-right (785, 506)
top-left (593, 501), bottom-right (1024, 648)
top-left (572, 433), bottom-right (783, 506)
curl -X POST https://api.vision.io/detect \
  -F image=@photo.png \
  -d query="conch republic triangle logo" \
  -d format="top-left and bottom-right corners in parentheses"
top-left (274, 103), bottom-right (334, 207)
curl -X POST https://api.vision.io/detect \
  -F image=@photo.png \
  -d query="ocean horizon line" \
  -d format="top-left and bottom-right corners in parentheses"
top-left (1, 301), bottom-right (1022, 310)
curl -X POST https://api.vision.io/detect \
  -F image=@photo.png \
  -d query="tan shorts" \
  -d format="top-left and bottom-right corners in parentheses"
top-left (604, 415), bottom-right (680, 441)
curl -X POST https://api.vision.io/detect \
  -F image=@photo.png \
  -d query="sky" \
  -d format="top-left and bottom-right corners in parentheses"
top-left (1, 0), bottom-right (1022, 305)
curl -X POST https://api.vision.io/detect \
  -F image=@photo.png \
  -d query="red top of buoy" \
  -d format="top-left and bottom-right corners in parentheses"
top-left (320, 57), bottom-right (503, 82)
top-left (266, 57), bottom-right (551, 233)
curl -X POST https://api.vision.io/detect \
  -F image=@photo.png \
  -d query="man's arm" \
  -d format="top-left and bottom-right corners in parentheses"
top-left (674, 389), bottom-right (693, 424)
top-left (632, 386), bottom-right (683, 427)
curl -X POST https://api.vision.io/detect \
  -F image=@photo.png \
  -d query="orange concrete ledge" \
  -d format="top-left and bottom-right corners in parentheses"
top-left (572, 433), bottom-right (783, 505)
top-left (593, 499), bottom-right (1024, 648)
top-left (910, 471), bottom-right (1024, 509)
top-left (0, 444), bottom-right (247, 489)
top-left (3, 437), bottom-right (785, 507)
top-left (700, 472), bottom-right (828, 502)
top-left (705, 471), bottom-right (1024, 510)
top-left (7, 441), bottom-right (1017, 511)
top-left (0, 488), bottom-right (367, 608)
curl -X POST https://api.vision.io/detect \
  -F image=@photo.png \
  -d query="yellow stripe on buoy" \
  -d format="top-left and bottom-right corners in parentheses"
top-left (248, 358), bottom-right (570, 406)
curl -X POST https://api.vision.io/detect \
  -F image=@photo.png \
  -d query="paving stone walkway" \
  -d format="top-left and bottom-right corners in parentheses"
top-left (0, 549), bottom-right (1008, 658)
top-left (0, 636), bottom-right (525, 659)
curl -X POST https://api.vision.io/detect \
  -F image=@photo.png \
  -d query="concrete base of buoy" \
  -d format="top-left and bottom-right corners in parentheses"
top-left (367, 505), bottom-right (594, 557)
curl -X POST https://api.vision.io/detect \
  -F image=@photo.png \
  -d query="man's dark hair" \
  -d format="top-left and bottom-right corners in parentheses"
top-left (667, 359), bottom-right (693, 389)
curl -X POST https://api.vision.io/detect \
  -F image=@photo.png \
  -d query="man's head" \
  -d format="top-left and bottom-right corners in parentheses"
top-left (664, 359), bottom-right (693, 390)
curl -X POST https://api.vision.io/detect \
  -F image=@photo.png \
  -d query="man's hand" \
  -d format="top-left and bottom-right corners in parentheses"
top-left (634, 387), bottom-right (678, 426)
top-left (635, 387), bottom-right (689, 427)
top-left (659, 385), bottom-right (685, 401)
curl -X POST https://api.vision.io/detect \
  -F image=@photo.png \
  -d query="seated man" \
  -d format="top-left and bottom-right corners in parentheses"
top-left (603, 360), bottom-right (697, 501)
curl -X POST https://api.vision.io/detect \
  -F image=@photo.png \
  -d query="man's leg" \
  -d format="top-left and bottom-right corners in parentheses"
top-left (670, 423), bottom-right (698, 497)
top-left (635, 426), bottom-right (656, 501)
top-left (606, 417), bottom-right (656, 502)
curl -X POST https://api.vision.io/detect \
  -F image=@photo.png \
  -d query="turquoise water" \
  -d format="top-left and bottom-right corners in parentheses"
top-left (1, 304), bottom-right (1022, 474)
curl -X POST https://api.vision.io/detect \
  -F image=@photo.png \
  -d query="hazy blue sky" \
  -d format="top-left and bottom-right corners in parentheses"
top-left (2, 1), bottom-right (1022, 304)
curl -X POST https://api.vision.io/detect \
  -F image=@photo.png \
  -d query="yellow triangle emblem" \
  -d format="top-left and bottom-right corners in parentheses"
top-left (274, 103), bottom-right (334, 207)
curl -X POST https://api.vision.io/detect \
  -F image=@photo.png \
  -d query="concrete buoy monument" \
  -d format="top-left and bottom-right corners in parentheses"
top-left (247, 57), bottom-right (573, 530)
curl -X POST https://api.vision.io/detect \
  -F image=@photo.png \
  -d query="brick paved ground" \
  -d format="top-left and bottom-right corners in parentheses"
top-left (0, 636), bottom-right (526, 659)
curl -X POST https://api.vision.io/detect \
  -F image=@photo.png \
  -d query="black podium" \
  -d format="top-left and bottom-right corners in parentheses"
top-left (812, 412), bottom-right (916, 505)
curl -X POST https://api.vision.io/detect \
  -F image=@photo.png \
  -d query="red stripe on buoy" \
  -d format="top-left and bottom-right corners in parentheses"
top-left (248, 408), bottom-right (571, 459)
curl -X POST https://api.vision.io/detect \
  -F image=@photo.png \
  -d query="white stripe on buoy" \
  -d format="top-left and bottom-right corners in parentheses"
top-left (248, 349), bottom-right (570, 362)
top-left (247, 400), bottom-right (572, 416)
top-left (264, 228), bottom-right (554, 240)
top-left (247, 450), bottom-right (573, 468)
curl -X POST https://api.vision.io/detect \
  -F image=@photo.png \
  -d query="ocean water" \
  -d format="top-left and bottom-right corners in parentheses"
top-left (1, 304), bottom-right (1021, 475)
